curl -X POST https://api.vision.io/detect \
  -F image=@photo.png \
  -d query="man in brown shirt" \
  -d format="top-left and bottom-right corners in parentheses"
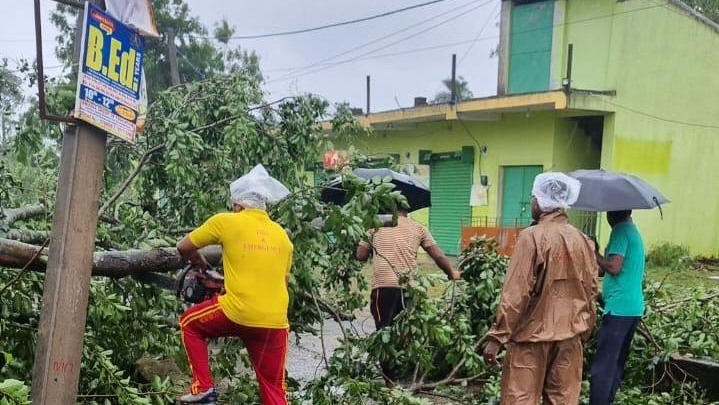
top-left (483, 173), bottom-right (598, 405)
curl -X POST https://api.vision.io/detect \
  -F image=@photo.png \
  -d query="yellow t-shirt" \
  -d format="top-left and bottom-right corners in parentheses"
top-left (188, 209), bottom-right (293, 329)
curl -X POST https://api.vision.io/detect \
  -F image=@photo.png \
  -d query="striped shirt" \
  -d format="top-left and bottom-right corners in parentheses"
top-left (360, 216), bottom-right (437, 289)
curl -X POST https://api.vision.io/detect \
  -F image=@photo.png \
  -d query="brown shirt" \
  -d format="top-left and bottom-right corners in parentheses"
top-left (360, 216), bottom-right (437, 289)
top-left (486, 211), bottom-right (599, 345)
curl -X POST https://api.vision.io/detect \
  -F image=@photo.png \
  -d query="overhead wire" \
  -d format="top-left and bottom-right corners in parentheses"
top-left (265, 37), bottom-right (490, 74)
top-left (265, 0), bottom-right (491, 80)
top-left (175, 47), bottom-right (206, 80)
top-left (263, 2), bottom-right (671, 84)
top-left (589, 95), bottom-right (719, 129)
top-left (266, 0), bottom-right (495, 84)
top-left (218, 0), bottom-right (458, 40)
top-left (458, 2), bottom-right (500, 66)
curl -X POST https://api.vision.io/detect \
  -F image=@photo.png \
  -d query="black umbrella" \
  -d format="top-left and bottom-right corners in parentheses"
top-left (320, 168), bottom-right (431, 212)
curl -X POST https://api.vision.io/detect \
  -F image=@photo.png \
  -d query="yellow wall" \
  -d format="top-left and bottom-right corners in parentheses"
top-left (568, 0), bottom-right (719, 255)
top-left (333, 111), bottom-right (601, 227)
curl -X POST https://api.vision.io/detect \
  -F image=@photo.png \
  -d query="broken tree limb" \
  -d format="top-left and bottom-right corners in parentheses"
top-left (0, 238), bottom-right (51, 295)
top-left (0, 239), bottom-right (352, 323)
top-left (0, 238), bottom-right (221, 277)
top-left (3, 204), bottom-right (46, 225)
top-left (5, 229), bottom-right (50, 244)
top-left (300, 291), bottom-right (355, 322)
top-left (97, 143), bottom-right (166, 218)
top-left (132, 272), bottom-right (179, 291)
top-left (655, 292), bottom-right (719, 312)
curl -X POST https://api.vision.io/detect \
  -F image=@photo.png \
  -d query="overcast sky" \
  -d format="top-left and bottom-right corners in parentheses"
top-left (1, 0), bottom-right (500, 112)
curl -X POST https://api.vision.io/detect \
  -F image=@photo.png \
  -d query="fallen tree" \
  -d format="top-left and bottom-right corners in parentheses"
top-left (0, 237), bottom-right (221, 277)
top-left (2, 204), bottom-right (46, 226)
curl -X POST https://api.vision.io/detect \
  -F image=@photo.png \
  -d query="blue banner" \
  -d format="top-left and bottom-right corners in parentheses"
top-left (74, 3), bottom-right (145, 143)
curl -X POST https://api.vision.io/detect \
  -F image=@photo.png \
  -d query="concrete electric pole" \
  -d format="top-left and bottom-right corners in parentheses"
top-left (31, 0), bottom-right (109, 403)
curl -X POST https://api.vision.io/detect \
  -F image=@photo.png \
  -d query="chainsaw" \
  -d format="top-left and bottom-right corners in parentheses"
top-left (175, 264), bottom-right (225, 304)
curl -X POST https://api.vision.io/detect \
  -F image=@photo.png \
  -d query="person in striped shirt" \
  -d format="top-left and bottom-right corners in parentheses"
top-left (356, 210), bottom-right (459, 384)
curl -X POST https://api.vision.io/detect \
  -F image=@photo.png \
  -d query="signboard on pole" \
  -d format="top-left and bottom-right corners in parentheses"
top-left (74, 3), bottom-right (145, 143)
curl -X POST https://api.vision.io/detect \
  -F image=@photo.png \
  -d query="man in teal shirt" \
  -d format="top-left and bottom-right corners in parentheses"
top-left (590, 210), bottom-right (645, 405)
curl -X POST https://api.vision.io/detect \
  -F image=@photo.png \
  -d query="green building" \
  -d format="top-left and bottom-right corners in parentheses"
top-left (324, 0), bottom-right (719, 256)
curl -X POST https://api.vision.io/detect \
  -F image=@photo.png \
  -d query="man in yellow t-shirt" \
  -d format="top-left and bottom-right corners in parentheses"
top-left (176, 165), bottom-right (293, 405)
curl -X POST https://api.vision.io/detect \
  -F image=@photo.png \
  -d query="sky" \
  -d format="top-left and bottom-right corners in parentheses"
top-left (0, 0), bottom-right (501, 113)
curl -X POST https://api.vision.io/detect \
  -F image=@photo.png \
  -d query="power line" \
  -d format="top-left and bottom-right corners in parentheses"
top-left (458, 3), bottom-right (499, 66)
top-left (591, 95), bottom-right (719, 129)
top-left (266, 0), bottom-right (489, 80)
top-left (266, 0), bottom-right (494, 84)
top-left (264, 38), bottom-right (482, 73)
top-left (218, 0), bottom-right (457, 40)
top-left (175, 47), bottom-right (206, 80)
top-left (265, 2), bottom-right (670, 84)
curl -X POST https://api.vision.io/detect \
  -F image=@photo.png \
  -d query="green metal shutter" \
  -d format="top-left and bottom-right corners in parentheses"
top-left (429, 159), bottom-right (472, 256)
top-left (508, 0), bottom-right (554, 94)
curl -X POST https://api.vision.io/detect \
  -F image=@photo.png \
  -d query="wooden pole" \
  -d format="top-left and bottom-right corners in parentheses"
top-left (168, 28), bottom-right (181, 86)
top-left (31, 1), bottom-right (108, 403)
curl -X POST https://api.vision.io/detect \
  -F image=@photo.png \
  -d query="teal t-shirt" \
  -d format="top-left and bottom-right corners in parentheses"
top-left (603, 222), bottom-right (646, 316)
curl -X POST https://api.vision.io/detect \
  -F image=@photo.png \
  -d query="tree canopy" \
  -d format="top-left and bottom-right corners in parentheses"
top-left (431, 76), bottom-right (474, 104)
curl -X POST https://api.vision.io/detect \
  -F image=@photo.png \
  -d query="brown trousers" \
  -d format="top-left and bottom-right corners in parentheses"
top-left (500, 336), bottom-right (583, 405)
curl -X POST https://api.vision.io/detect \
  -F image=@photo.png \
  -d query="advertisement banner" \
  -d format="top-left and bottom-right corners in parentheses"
top-left (74, 3), bottom-right (145, 143)
top-left (105, 0), bottom-right (160, 37)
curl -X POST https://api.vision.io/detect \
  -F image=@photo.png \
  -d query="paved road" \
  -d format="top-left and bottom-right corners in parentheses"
top-left (286, 308), bottom-right (375, 384)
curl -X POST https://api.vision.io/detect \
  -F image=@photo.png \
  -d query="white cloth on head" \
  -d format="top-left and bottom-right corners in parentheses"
top-left (230, 164), bottom-right (290, 210)
top-left (532, 172), bottom-right (581, 211)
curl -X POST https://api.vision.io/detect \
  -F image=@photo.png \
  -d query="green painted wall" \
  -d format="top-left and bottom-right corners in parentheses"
top-left (563, 0), bottom-right (719, 255)
top-left (552, 117), bottom-right (601, 173)
top-left (509, 1), bottom-right (555, 93)
top-left (332, 111), bottom-right (601, 228)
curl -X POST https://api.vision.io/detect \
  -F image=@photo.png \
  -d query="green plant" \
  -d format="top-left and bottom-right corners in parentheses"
top-left (646, 242), bottom-right (692, 268)
top-left (0, 379), bottom-right (30, 405)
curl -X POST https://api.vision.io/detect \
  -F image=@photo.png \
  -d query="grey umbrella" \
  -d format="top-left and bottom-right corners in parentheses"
top-left (568, 169), bottom-right (669, 212)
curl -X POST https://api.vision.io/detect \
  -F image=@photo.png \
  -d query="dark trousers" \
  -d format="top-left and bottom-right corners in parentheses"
top-left (370, 287), bottom-right (410, 382)
top-left (370, 287), bottom-right (409, 330)
top-left (589, 314), bottom-right (641, 405)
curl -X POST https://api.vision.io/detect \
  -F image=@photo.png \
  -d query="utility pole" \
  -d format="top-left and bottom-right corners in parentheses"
top-left (366, 75), bottom-right (371, 116)
top-left (450, 53), bottom-right (457, 104)
top-left (31, 0), bottom-right (108, 403)
top-left (168, 28), bottom-right (181, 86)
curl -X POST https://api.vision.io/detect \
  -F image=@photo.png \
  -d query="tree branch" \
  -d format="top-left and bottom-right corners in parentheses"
top-left (5, 229), bottom-right (49, 244)
top-left (97, 144), bottom-right (166, 218)
top-left (411, 336), bottom-right (486, 392)
top-left (0, 238), bottom-right (51, 295)
top-left (188, 97), bottom-right (295, 133)
top-left (656, 292), bottom-right (719, 312)
top-left (300, 291), bottom-right (355, 321)
top-left (0, 238), bottom-right (221, 277)
top-left (3, 204), bottom-right (46, 225)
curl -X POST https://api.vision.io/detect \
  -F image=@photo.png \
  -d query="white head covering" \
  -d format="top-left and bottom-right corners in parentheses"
top-left (532, 172), bottom-right (581, 212)
top-left (230, 164), bottom-right (290, 210)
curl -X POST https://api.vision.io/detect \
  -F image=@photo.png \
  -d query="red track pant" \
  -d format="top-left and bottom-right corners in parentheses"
top-left (179, 296), bottom-right (289, 405)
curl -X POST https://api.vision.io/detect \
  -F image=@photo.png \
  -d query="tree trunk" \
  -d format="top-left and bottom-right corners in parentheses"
top-left (0, 238), bottom-right (222, 277)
